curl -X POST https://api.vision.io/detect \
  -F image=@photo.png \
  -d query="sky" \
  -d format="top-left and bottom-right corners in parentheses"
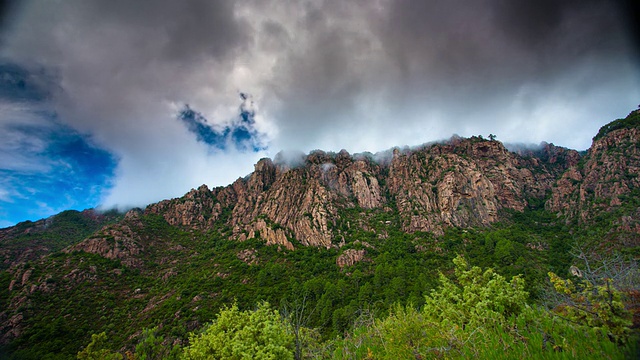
top-left (0, 0), bottom-right (638, 227)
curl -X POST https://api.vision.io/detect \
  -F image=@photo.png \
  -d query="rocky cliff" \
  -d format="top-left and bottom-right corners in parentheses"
top-left (3, 111), bottom-right (636, 254)
top-left (2, 109), bottom-right (639, 356)
top-left (10, 111), bottom-right (630, 257)
top-left (547, 109), bottom-right (640, 246)
top-left (145, 135), bottom-right (578, 248)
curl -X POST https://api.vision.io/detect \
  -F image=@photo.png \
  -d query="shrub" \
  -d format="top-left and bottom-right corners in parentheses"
top-left (549, 272), bottom-right (632, 343)
top-left (334, 256), bottom-right (634, 359)
top-left (182, 302), bottom-right (294, 360)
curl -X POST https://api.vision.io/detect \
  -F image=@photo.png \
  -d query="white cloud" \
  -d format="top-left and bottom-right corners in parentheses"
top-left (0, 187), bottom-right (11, 202)
top-left (1, 0), bottom-right (638, 212)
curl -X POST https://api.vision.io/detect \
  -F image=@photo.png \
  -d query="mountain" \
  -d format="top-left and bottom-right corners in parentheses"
top-left (547, 109), bottom-right (640, 247)
top-left (0, 109), bottom-right (638, 359)
top-left (146, 136), bottom-right (577, 247)
top-left (0, 209), bottom-right (122, 270)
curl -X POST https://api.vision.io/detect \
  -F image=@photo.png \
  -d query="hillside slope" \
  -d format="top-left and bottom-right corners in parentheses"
top-left (1, 109), bottom-right (639, 358)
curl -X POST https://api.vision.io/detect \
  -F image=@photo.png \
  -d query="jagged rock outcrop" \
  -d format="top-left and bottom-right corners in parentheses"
top-left (547, 110), bottom-right (640, 244)
top-left (146, 185), bottom-right (222, 228)
top-left (3, 113), bottom-right (634, 256)
top-left (385, 138), bottom-right (573, 234)
top-left (336, 249), bottom-right (367, 268)
top-left (243, 218), bottom-right (294, 251)
top-left (65, 212), bottom-right (144, 268)
top-left (146, 136), bottom-right (581, 246)
top-left (228, 157), bottom-right (338, 248)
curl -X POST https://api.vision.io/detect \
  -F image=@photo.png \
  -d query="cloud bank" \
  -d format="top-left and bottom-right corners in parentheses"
top-left (0, 0), bottom-right (638, 222)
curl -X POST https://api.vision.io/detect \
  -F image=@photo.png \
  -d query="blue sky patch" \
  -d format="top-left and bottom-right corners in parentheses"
top-left (179, 93), bottom-right (267, 152)
top-left (0, 122), bottom-right (117, 227)
top-left (0, 63), bottom-right (117, 228)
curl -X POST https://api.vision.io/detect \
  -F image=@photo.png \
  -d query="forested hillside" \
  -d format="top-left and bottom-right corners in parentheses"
top-left (1, 110), bottom-right (639, 359)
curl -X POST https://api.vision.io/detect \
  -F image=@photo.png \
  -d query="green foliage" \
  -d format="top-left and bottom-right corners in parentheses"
top-left (0, 210), bottom-right (122, 270)
top-left (133, 327), bottom-right (180, 360)
top-left (549, 272), bottom-right (633, 343)
top-left (77, 332), bottom-right (122, 360)
top-left (423, 255), bottom-right (527, 329)
top-left (593, 110), bottom-right (640, 141)
top-left (0, 203), bottom-right (633, 359)
top-left (334, 257), bottom-right (635, 359)
top-left (181, 302), bottom-right (294, 360)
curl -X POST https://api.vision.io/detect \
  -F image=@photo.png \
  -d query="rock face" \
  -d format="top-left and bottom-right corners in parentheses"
top-left (384, 138), bottom-right (574, 235)
top-left (336, 249), bottom-right (367, 268)
top-left (547, 110), bottom-right (640, 245)
top-left (548, 128), bottom-right (640, 219)
top-left (147, 185), bottom-right (222, 228)
top-left (243, 218), bottom-right (294, 251)
top-left (65, 210), bottom-right (145, 268)
top-left (6, 113), bottom-right (629, 254)
top-left (147, 136), bottom-right (577, 247)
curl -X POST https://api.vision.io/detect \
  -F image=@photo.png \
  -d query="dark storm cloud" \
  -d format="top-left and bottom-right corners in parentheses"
top-left (0, 0), bottom-right (638, 216)
top-left (1, 0), bottom-right (267, 209)
top-left (2, 0), bottom-right (250, 127)
top-left (0, 0), bottom-right (18, 33)
top-left (268, 0), bottom-right (638, 151)
top-left (376, 0), bottom-right (632, 96)
top-left (405, 0), bottom-right (628, 106)
top-left (65, 0), bottom-right (247, 63)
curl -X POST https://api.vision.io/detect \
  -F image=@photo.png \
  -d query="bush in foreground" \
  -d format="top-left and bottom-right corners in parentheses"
top-left (334, 255), bottom-right (635, 359)
top-left (181, 301), bottom-right (294, 360)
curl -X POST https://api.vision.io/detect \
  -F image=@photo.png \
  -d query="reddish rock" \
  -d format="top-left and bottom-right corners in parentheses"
top-left (337, 249), bottom-right (367, 268)
top-left (65, 223), bottom-right (143, 268)
top-left (146, 136), bottom-right (583, 246)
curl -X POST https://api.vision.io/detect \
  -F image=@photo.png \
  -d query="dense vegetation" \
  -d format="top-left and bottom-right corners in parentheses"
top-left (1, 202), bottom-right (637, 359)
top-left (0, 209), bottom-right (122, 271)
top-left (593, 109), bottom-right (640, 141)
top-left (2, 109), bottom-right (640, 358)
top-left (73, 255), bottom-right (637, 359)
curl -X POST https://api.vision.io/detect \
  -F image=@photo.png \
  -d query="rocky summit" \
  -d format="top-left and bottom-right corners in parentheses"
top-left (1, 109), bottom-right (639, 358)
top-left (146, 135), bottom-right (580, 248)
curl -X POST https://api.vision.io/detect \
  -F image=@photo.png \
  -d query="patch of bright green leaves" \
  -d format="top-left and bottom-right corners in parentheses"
top-left (182, 302), bottom-right (293, 360)
top-left (334, 256), bottom-right (635, 359)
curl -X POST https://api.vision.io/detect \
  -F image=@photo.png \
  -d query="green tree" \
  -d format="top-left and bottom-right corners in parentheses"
top-left (335, 255), bottom-right (633, 359)
top-left (494, 238), bottom-right (515, 265)
top-left (423, 254), bottom-right (527, 329)
top-left (133, 327), bottom-right (180, 360)
top-left (549, 272), bottom-right (632, 343)
top-left (182, 302), bottom-right (294, 360)
top-left (77, 332), bottom-right (123, 360)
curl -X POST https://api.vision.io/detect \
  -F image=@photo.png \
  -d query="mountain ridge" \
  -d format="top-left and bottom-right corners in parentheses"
top-left (145, 134), bottom-right (579, 248)
top-left (1, 109), bottom-right (639, 358)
